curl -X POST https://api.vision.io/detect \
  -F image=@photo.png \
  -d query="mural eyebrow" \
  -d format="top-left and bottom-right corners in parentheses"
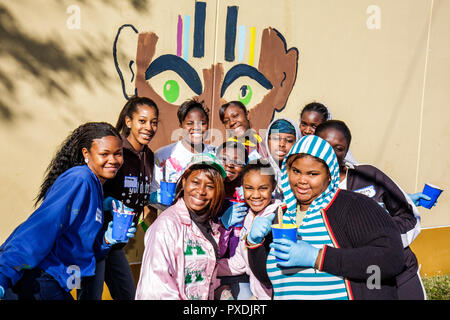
top-left (145, 54), bottom-right (203, 95)
top-left (220, 64), bottom-right (273, 98)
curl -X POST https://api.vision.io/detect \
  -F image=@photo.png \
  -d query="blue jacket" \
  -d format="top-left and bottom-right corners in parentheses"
top-left (0, 165), bottom-right (110, 292)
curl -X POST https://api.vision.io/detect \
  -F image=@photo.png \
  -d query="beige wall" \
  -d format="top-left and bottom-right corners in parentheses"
top-left (0, 0), bottom-right (448, 249)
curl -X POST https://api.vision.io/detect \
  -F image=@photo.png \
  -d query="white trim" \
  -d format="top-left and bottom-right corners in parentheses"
top-left (421, 224), bottom-right (450, 230)
top-left (414, 0), bottom-right (434, 192)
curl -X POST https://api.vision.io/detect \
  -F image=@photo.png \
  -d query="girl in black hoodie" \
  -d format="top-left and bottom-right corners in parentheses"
top-left (78, 96), bottom-right (159, 300)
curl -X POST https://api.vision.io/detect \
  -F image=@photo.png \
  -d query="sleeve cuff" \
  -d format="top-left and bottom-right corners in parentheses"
top-left (0, 271), bottom-right (10, 290)
top-left (243, 234), bottom-right (265, 249)
top-left (316, 245), bottom-right (327, 271)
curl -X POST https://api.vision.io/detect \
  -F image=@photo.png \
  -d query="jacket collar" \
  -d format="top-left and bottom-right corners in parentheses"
top-left (121, 134), bottom-right (148, 156)
top-left (173, 198), bottom-right (220, 234)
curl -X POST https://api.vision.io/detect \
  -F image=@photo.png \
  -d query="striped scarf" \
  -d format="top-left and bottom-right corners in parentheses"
top-left (268, 135), bottom-right (348, 300)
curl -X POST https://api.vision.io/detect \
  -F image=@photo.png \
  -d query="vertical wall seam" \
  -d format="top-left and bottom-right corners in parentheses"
top-left (210, 0), bottom-right (221, 130)
top-left (415, 0), bottom-right (434, 191)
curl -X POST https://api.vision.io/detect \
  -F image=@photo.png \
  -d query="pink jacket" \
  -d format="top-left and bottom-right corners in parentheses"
top-left (217, 200), bottom-right (281, 300)
top-left (135, 198), bottom-right (221, 300)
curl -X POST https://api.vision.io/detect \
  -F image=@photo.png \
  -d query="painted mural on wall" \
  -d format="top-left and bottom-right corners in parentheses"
top-left (114, 2), bottom-right (298, 150)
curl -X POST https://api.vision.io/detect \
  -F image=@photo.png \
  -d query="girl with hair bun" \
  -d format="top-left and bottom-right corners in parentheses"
top-left (78, 96), bottom-right (159, 300)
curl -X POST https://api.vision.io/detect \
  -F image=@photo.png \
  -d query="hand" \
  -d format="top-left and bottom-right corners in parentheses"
top-left (408, 192), bottom-right (436, 207)
top-left (270, 238), bottom-right (320, 268)
top-left (247, 213), bottom-right (275, 245)
top-left (221, 202), bottom-right (248, 230)
top-left (103, 196), bottom-right (118, 211)
top-left (104, 221), bottom-right (137, 245)
top-left (0, 285), bottom-right (4, 299)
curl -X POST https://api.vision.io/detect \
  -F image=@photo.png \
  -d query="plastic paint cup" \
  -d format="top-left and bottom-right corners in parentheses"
top-left (229, 199), bottom-right (246, 229)
top-left (271, 224), bottom-right (299, 262)
top-left (160, 180), bottom-right (177, 205)
top-left (112, 210), bottom-right (135, 241)
top-left (419, 183), bottom-right (443, 209)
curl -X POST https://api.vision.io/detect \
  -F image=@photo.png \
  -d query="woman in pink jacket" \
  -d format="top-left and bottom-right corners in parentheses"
top-left (135, 153), bottom-right (227, 300)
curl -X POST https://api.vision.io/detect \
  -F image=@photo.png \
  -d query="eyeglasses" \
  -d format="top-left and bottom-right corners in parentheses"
top-left (269, 135), bottom-right (296, 144)
top-left (220, 157), bottom-right (245, 168)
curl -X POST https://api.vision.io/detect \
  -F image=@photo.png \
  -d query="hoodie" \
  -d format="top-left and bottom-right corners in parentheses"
top-left (263, 117), bottom-right (301, 200)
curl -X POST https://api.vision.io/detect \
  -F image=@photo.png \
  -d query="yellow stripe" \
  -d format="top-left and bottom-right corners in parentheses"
top-left (249, 27), bottom-right (256, 66)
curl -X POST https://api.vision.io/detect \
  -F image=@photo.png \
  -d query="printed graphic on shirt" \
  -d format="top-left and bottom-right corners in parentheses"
top-left (354, 185), bottom-right (376, 198)
top-left (184, 239), bottom-right (206, 256)
top-left (95, 208), bottom-right (103, 223)
top-left (124, 176), bottom-right (138, 188)
top-left (122, 174), bottom-right (150, 207)
top-left (183, 238), bottom-right (210, 300)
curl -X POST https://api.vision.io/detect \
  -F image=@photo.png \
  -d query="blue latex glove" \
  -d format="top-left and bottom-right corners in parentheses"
top-left (408, 192), bottom-right (435, 207)
top-left (247, 213), bottom-right (275, 245)
top-left (104, 221), bottom-right (137, 245)
top-left (149, 191), bottom-right (161, 204)
top-left (221, 202), bottom-right (248, 230)
top-left (0, 285), bottom-right (4, 299)
top-left (270, 238), bottom-right (320, 268)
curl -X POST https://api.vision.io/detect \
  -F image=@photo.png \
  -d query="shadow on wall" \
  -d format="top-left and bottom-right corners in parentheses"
top-left (0, 0), bottom-right (151, 122)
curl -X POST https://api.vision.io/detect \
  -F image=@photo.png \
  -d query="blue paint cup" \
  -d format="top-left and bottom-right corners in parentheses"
top-left (271, 224), bottom-right (299, 262)
top-left (419, 183), bottom-right (443, 209)
top-left (112, 210), bottom-right (135, 241)
top-left (160, 180), bottom-right (177, 206)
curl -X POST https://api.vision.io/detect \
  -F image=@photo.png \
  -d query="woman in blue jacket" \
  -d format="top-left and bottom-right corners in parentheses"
top-left (0, 122), bottom-right (136, 300)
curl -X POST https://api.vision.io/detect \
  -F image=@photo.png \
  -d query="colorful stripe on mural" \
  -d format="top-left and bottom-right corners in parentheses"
top-left (238, 25), bottom-right (246, 62)
top-left (225, 6), bottom-right (238, 62)
top-left (193, 1), bottom-right (206, 58)
top-left (249, 27), bottom-right (256, 66)
top-left (177, 15), bottom-right (183, 57)
top-left (183, 15), bottom-right (191, 61)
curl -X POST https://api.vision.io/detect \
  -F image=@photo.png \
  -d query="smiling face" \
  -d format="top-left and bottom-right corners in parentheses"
top-left (287, 154), bottom-right (330, 211)
top-left (221, 103), bottom-right (251, 138)
top-left (180, 108), bottom-right (208, 146)
top-left (242, 169), bottom-right (274, 214)
top-left (82, 136), bottom-right (123, 184)
top-left (125, 104), bottom-right (159, 151)
top-left (182, 169), bottom-right (216, 215)
top-left (268, 132), bottom-right (296, 164)
top-left (219, 146), bottom-right (246, 182)
top-left (299, 111), bottom-right (325, 136)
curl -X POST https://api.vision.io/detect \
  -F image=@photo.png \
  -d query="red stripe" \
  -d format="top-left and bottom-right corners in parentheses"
top-left (322, 189), bottom-right (355, 300)
top-left (346, 280), bottom-right (355, 300)
top-left (319, 245), bottom-right (327, 271)
top-left (324, 189), bottom-right (340, 211)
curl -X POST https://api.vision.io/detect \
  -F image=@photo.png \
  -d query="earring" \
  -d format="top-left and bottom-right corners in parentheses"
top-left (84, 158), bottom-right (89, 164)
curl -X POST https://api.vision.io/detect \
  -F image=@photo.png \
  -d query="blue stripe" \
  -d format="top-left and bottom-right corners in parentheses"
top-left (268, 272), bottom-right (343, 280)
top-left (273, 289), bottom-right (348, 296)
top-left (183, 15), bottom-right (191, 61)
top-left (193, 1), bottom-right (206, 58)
top-left (224, 6), bottom-right (238, 62)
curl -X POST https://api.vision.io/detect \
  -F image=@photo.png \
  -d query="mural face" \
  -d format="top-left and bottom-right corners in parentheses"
top-left (115, 2), bottom-right (298, 150)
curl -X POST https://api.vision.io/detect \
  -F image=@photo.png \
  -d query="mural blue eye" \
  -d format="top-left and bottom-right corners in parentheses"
top-left (163, 80), bottom-right (180, 103)
top-left (238, 84), bottom-right (252, 106)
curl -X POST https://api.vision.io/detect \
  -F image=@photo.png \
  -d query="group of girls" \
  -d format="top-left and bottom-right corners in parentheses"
top-left (0, 98), bottom-right (429, 300)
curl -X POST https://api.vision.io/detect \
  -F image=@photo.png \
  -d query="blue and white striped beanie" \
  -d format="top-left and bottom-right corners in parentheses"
top-left (279, 135), bottom-right (340, 216)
